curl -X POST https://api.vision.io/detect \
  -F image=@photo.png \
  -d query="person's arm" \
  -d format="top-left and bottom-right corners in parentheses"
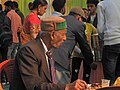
top-left (97, 2), bottom-right (105, 40)
top-left (76, 23), bottom-right (93, 65)
top-left (74, 45), bottom-right (81, 54)
top-left (65, 79), bottom-right (89, 90)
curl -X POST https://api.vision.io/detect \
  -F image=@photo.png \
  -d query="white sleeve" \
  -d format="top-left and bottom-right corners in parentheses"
top-left (97, 2), bottom-right (105, 40)
top-left (74, 46), bottom-right (81, 54)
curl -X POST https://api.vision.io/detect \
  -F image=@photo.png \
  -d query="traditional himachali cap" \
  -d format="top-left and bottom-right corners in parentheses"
top-left (41, 16), bottom-right (67, 31)
top-left (70, 7), bottom-right (86, 19)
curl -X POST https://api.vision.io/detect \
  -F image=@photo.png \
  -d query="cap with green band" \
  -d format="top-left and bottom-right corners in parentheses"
top-left (56, 21), bottom-right (67, 31)
top-left (41, 16), bottom-right (67, 31)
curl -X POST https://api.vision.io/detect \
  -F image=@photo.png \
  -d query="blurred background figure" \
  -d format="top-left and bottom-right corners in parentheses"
top-left (4, 1), bottom-right (22, 59)
top-left (0, 3), bottom-right (12, 85)
top-left (12, 1), bottom-right (24, 25)
top-left (82, 8), bottom-right (89, 19)
top-left (0, 4), bottom-right (3, 63)
top-left (86, 0), bottom-right (99, 28)
top-left (21, 0), bottom-right (48, 45)
top-left (12, 1), bottom-right (25, 47)
top-left (52, 0), bottom-right (66, 16)
top-left (82, 8), bottom-right (97, 50)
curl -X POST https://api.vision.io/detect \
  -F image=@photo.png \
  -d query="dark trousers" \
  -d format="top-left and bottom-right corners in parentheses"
top-left (0, 46), bottom-right (9, 83)
top-left (71, 57), bottom-right (91, 83)
top-left (102, 44), bottom-right (120, 85)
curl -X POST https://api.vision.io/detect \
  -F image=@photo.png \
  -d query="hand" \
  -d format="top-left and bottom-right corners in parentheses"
top-left (65, 79), bottom-right (89, 90)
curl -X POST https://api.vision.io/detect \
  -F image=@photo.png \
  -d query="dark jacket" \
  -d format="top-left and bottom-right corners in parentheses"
top-left (53, 15), bottom-right (93, 70)
top-left (10, 37), bottom-right (66, 90)
top-left (87, 14), bottom-right (97, 28)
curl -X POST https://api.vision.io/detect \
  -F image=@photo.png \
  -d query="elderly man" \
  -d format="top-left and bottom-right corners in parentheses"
top-left (10, 16), bottom-right (89, 90)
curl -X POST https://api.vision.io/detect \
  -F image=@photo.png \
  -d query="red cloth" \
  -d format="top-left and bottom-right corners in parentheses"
top-left (24, 12), bottom-right (40, 33)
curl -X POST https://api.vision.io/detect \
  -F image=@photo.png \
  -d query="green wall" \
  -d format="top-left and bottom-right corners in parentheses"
top-left (66, 0), bottom-right (87, 14)
top-left (18, 0), bottom-right (33, 17)
top-left (18, 0), bottom-right (87, 17)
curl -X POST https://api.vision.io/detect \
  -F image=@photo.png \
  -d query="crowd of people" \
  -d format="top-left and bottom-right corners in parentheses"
top-left (0, 0), bottom-right (120, 90)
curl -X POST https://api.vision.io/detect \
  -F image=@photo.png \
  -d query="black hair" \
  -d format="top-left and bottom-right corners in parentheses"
top-left (86, 0), bottom-right (99, 6)
top-left (52, 0), bottom-right (66, 12)
top-left (0, 4), bottom-right (2, 11)
top-left (31, 0), bottom-right (48, 10)
top-left (4, 1), bottom-right (13, 7)
top-left (28, 2), bottom-right (33, 10)
top-left (12, 1), bottom-right (18, 8)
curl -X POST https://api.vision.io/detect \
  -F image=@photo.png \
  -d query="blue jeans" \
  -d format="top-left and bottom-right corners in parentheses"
top-left (102, 44), bottom-right (120, 85)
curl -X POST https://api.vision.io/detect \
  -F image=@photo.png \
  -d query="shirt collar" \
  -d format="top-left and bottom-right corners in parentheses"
top-left (40, 39), bottom-right (48, 53)
top-left (52, 11), bottom-right (64, 16)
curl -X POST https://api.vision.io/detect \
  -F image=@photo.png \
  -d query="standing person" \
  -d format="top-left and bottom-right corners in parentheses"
top-left (12, 1), bottom-right (24, 25)
top-left (21, 0), bottom-right (48, 45)
top-left (52, 0), bottom-right (66, 16)
top-left (82, 8), bottom-right (89, 19)
top-left (97, 0), bottom-right (120, 85)
top-left (12, 1), bottom-right (25, 47)
top-left (4, 1), bottom-right (22, 59)
top-left (52, 7), bottom-right (95, 84)
top-left (0, 4), bottom-right (3, 62)
top-left (71, 7), bottom-right (97, 83)
top-left (82, 8), bottom-right (97, 49)
top-left (86, 0), bottom-right (99, 28)
top-left (0, 3), bottom-right (12, 84)
top-left (10, 16), bottom-right (89, 90)
top-left (0, 3), bottom-right (11, 62)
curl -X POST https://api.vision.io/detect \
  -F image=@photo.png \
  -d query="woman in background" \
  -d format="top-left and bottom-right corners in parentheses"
top-left (22, 0), bottom-right (48, 45)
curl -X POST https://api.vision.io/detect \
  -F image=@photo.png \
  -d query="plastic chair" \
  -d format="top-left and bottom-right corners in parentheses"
top-left (0, 59), bottom-right (15, 90)
top-left (97, 86), bottom-right (120, 90)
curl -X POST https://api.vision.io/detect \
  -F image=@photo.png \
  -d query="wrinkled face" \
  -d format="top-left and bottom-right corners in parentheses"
top-left (87, 4), bottom-right (97, 15)
top-left (37, 5), bottom-right (48, 16)
top-left (50, 30), bottom-right (67, 48)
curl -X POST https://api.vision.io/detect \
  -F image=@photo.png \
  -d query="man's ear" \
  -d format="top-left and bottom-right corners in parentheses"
top-left (50, 31), bottom-right (55, 40)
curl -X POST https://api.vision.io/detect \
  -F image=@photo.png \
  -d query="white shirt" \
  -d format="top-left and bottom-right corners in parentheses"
top-left (97, 0), bottom-right (120, 45)
top-left (51, 11), bottom-right (64, 16)
top-left (40, 39), bottom-right (49, 68)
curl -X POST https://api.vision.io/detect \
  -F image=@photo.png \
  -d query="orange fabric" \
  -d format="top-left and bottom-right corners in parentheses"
top-left (7, 10), bottom-right (22, 43)
top-left (0, 59), bottom-right (15, 90)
